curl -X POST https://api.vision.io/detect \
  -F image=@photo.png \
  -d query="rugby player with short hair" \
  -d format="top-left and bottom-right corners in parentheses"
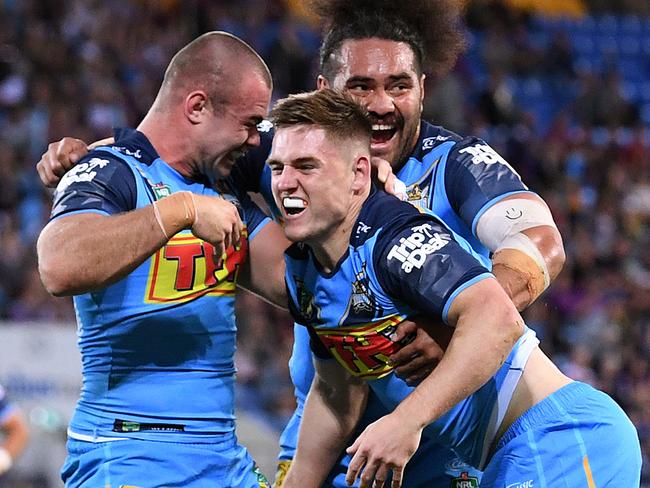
top-left (268, 88), bottom-right (641, 488)
top-left (37, 32), bottom-right (288, 487)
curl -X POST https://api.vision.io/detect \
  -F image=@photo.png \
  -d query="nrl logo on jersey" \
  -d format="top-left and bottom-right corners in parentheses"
top-left (451, 472), bottom-right (479, 488)
top-left (386, 223), bottom-right (450, 273)
top-left (151, 183), bottom-right (171, 200)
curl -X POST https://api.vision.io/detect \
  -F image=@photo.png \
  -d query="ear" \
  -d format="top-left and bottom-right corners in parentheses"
top-left (185, 91), bottom-right (209, 125)
top-left (351, 155), bottom-right (371, 194)
top-left (419, 74), bottom-right (426, 105)
top-left (316, 75), bottom-right (330, 90)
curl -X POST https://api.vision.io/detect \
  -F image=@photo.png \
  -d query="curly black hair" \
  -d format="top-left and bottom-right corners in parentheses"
top-left (310, 0), bottom-right (466, 79)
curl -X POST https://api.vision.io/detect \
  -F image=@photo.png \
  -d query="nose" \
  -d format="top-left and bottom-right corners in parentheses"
top-left (273, 165), bottom-right (298, 193)
top-left (366, 87), bottom-right (394, 117)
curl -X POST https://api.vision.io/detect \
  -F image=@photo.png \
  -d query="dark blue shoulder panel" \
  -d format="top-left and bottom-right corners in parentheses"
top-left (50, 150), bottom-right (137, 220)
top-left (373, 212), bottom-right (490, 320)
top-left (444, 137), bottom-right (529, 227)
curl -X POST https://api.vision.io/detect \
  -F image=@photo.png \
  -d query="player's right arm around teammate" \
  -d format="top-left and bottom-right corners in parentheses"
top-left (38, 154), bottom-right (242, 296)
top-left (282, 358), bottom-right (369, 488)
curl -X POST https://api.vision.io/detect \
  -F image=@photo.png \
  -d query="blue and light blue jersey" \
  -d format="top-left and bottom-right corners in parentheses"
top-left (284, 189), bottom-right (538, 469)
top-left (50, 128), bottom-right (270, 442)
top-left (237, 121), bottom-right (535, 464)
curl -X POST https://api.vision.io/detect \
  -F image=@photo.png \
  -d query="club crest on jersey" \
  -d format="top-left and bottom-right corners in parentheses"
top-left (295, 278), bottom-right (321, 324)
top-left (386, 223), bottom-right (450, 273)
top-left (343, 263), bottom-right (378, 321)
top-left (405, 184), bottom-right (431, 211)
top-left (451, 472), bottom-right (479, 488)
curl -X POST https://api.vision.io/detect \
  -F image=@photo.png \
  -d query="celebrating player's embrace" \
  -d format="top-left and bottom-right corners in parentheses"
top-left (34, 0), bottom-right (642, 487)
top-left (269, 89), bottom-right (641, 488)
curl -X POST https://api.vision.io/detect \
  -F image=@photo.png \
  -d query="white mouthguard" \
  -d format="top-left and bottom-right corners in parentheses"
top-left (283, 197), bottom-right (307, 209)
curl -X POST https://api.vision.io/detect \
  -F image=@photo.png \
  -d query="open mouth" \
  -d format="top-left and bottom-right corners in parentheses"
top-left (371, 124), bottom-right (397, 145)
top-left (283, 197), bottom-right (307, 216)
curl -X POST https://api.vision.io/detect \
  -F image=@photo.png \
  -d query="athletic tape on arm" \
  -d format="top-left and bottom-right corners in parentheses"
top-left (477, 198), bottom-right (557, 291)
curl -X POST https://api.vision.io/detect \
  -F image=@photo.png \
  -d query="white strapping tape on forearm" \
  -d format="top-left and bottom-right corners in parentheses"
top-left (476, 198), bottom-right (557, 252)
top-left (495, 232), bottom-right (551, 289)
top-left (0, 447), bottom-right (12, 475)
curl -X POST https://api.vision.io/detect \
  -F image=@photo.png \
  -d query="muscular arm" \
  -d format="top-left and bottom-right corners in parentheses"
top-left (38, 210), bottom-right (168, 296)
top-left (284, 358), bottom-right (369, 488)
top-left (346, 278), bottom-right (523, 488)
top-left (237, 220), bottom-right (290, 308)
top-left (489, 195), bottom-right (565, 310)
top-left (393, 278), bottom-right (522, 427)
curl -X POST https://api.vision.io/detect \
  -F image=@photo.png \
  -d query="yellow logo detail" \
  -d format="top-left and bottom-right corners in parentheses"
top-left (316, 315), bottom-right (407, 379)
top-left (144, 230), bottom-right (248, 304)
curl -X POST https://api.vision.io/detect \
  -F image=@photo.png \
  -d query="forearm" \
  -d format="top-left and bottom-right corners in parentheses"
top-left (491, 226), bottom-right (565, 311)
top-left (285, 368), bottom-right (368, 487)
top-left (38, 208), bottom-right (167, 295)
top-left (394, 281), bottom-right (523, 429)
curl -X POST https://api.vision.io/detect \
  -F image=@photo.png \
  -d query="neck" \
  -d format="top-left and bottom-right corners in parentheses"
top-left (137, 111), bottom-right (194, 178)
top-left (309, 191), bottom-right (367, 273)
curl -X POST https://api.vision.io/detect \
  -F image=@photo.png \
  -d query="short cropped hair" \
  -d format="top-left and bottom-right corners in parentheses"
top-left (310, 0), bottom-right (466, 79)
top-left (157, 31), bottom-right (271, 111)
top-left (270, 89), bottom-right (372, 145)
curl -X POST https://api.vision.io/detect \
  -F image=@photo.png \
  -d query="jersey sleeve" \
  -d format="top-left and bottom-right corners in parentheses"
top-left (444, 137), bottom-right (531, 233)
top-left (50, 151), bottom-right (137, 220)
top-left (374, 214), bottom-right (492, 324)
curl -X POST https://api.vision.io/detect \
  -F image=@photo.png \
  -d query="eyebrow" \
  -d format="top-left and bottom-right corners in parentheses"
top-left (266, 156), bottom-right (319, 166)
top-left (346, 73), bottom-right (414, 84)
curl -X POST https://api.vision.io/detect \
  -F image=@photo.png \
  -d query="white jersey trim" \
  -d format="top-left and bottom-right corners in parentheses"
top-left (67, 428), bottom-right (128, 443)
top-left (478, 327), bottom-right (539, 469)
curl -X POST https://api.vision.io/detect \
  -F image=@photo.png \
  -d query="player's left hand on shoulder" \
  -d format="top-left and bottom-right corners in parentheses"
top-left (371, 157), bottom-right (407, 201)
top-left (345, 413), bottom-right (422, 488)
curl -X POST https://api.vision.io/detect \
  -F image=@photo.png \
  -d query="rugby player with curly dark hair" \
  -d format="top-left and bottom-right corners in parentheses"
top-left (275, 1), bottom-right (566, 486)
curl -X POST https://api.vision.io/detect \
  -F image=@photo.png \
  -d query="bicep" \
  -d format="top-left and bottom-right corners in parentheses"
top-left (445, 276), bottom-right (516, 327)
top-left (238, 220), bottom-right (289, 308)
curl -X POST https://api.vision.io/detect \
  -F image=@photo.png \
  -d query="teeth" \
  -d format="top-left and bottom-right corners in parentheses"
top-left (283, 197), bottom-right (307, 209)
top-left (372, 124), bottom-right (395, 131)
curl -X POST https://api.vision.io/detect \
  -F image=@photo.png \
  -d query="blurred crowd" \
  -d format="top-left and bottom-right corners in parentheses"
top-left (0, 0), bottom-right (648, 482)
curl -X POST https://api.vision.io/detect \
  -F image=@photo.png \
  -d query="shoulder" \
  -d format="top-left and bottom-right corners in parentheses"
top-left (417, 121), bottom-right (463, 155)
top-left (351, 189), bottom-right (423, 247)
top-left (55, 149), bottom-right (134, 195)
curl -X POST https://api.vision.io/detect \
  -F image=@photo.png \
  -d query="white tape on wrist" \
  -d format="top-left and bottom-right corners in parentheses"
top-left (0, 447), bottom-right (12, 474)
top-left (496, 233), bottom-right (551, 289)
